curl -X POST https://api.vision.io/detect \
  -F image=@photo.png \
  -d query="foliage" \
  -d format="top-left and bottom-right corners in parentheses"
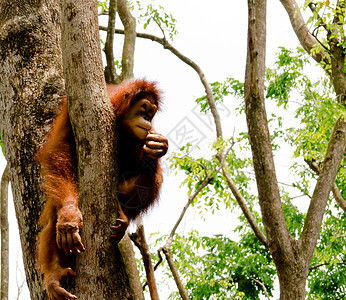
top-left (161, 230), bottom-right (275, 300)
top-left (195, 77), bottom-right (244, 114)
top-left (97, 0), bottom-right (108, 11)
top-left (167, 45), bottom-right (345, 298)
top-left (133, 0), bottom-right (178, 40)
top-left (170, 136), bottom-right (255, 216)
top-left (265, 47), bottom-right (310, 107)
top-left (0, 131), bottom-right (5, 157)
top-left (303, 0), bottom-right (346, 72)
top-left (308, 204), bottom-right (346, 298)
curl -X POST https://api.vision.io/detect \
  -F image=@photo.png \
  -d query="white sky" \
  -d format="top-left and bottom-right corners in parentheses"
top-left (0, 0), bottom-right (316, 298)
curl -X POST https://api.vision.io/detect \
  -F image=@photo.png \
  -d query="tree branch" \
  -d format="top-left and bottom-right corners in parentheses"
top-left (167, 167), bottom-right (220, 244)
top-left (118, 233), bottom-right (145, 300)
top-left (279, 0), bottom-right (330, 66)
top-left (305, 158), bottom-right (346, 212)
top-left (99, 26), bottom-right (222, 137)
top-left (331, 183), bottom-right (346, 212)
top-left (1, 164), bottom-right (10, 300)
top-left (104, 0), bottom-right (117, 84)
top-left (162, 247), bottom-right (190, 300)
top-left (309, 260), bottom-right (346, 271)
top-left (301, 118), bottom-right (346, 262)
top-left (245, 0), bottom-right (291, 256)
top-left (328, 0), bottom-right (346, 107)
top-left (130, 218), bottom-right (159, 300)
top-left (137, 164), bottom-right (222, 294)
top-left (249, 277), bottom-right (270, 300)
top-left (116, 0), bottom-right (136, 82)
top-left (220, 162), bottom-right (268, 247)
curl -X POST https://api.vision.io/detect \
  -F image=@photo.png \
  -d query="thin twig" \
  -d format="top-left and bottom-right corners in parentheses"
top-left (309, 260), bottom-right (345, 271)
top-left (249, 277), bottom-right (270, 300)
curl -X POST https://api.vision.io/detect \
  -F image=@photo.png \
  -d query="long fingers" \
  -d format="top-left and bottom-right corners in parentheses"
top-left (49, 284), bottom-right (77, 300)
top-left (47, 268), bottom-right (77, 300)
top-left (144, 132), bottom-right (168, 158)
top-left (56, 223), bottom-right (85, 254)
top-left (143, 144), bottom-right (166, 158)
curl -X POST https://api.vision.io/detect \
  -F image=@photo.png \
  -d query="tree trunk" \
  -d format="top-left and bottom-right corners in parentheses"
top-left (244, 1), bottom-right (309, 298)
top-left (245, 1), bottom-right (346, 299)
top-left (60, 0), bottom-right (132, 298)
top-left (0, 1), bottom-right (65, 299)
top-left (277, 270), bottom-right (307, 299)
top-left (1, 164), bottom-right (10, 300)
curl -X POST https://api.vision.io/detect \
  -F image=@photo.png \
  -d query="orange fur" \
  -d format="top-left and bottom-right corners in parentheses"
top-left (36, 79), bottom-right (164, 299)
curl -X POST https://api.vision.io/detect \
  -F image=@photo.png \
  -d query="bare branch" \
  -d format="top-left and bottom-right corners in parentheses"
top-left (99, 26), bottom-right (223, 137)
top-left (130, 218), bottom-right (159, 300)
top-left (249, 277), bottom-right (270, 300)
top-left (99, 9), bottom-right (109, 16)
top-left (116, 0), bottom-right (136, 82)
top-left (104, 0), bottom-right (117, 84)
top-left (309, 260), bottom-right (346, 271)
top-left (167, 165), bottom-right (223, 246)
top-left (162, 247), bottom-right (190, 300)
top-left (118, 233), bottom-right (145, 300)
top-left (332, 183), bottom-right (346, 212)
top-left (153, 18), bottom-right (167, 41)
top-left (220, 156), bottom-right (267, 247)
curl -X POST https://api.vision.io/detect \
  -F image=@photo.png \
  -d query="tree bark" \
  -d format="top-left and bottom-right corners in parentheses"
top-left (0, 1), bottom-right (65, 299)
top-left (116, 0), bottom-right (136, 83)
top-left (1, 164), bottom-right (10, 300)
top-left (245, 0), bottom-right (292, 261)
top-left (60, 0), bottom-right (132, 298)
top-left (329, 0), bottom-right (346, 107)
top-left (104, 1), bottom-right (144, 296)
